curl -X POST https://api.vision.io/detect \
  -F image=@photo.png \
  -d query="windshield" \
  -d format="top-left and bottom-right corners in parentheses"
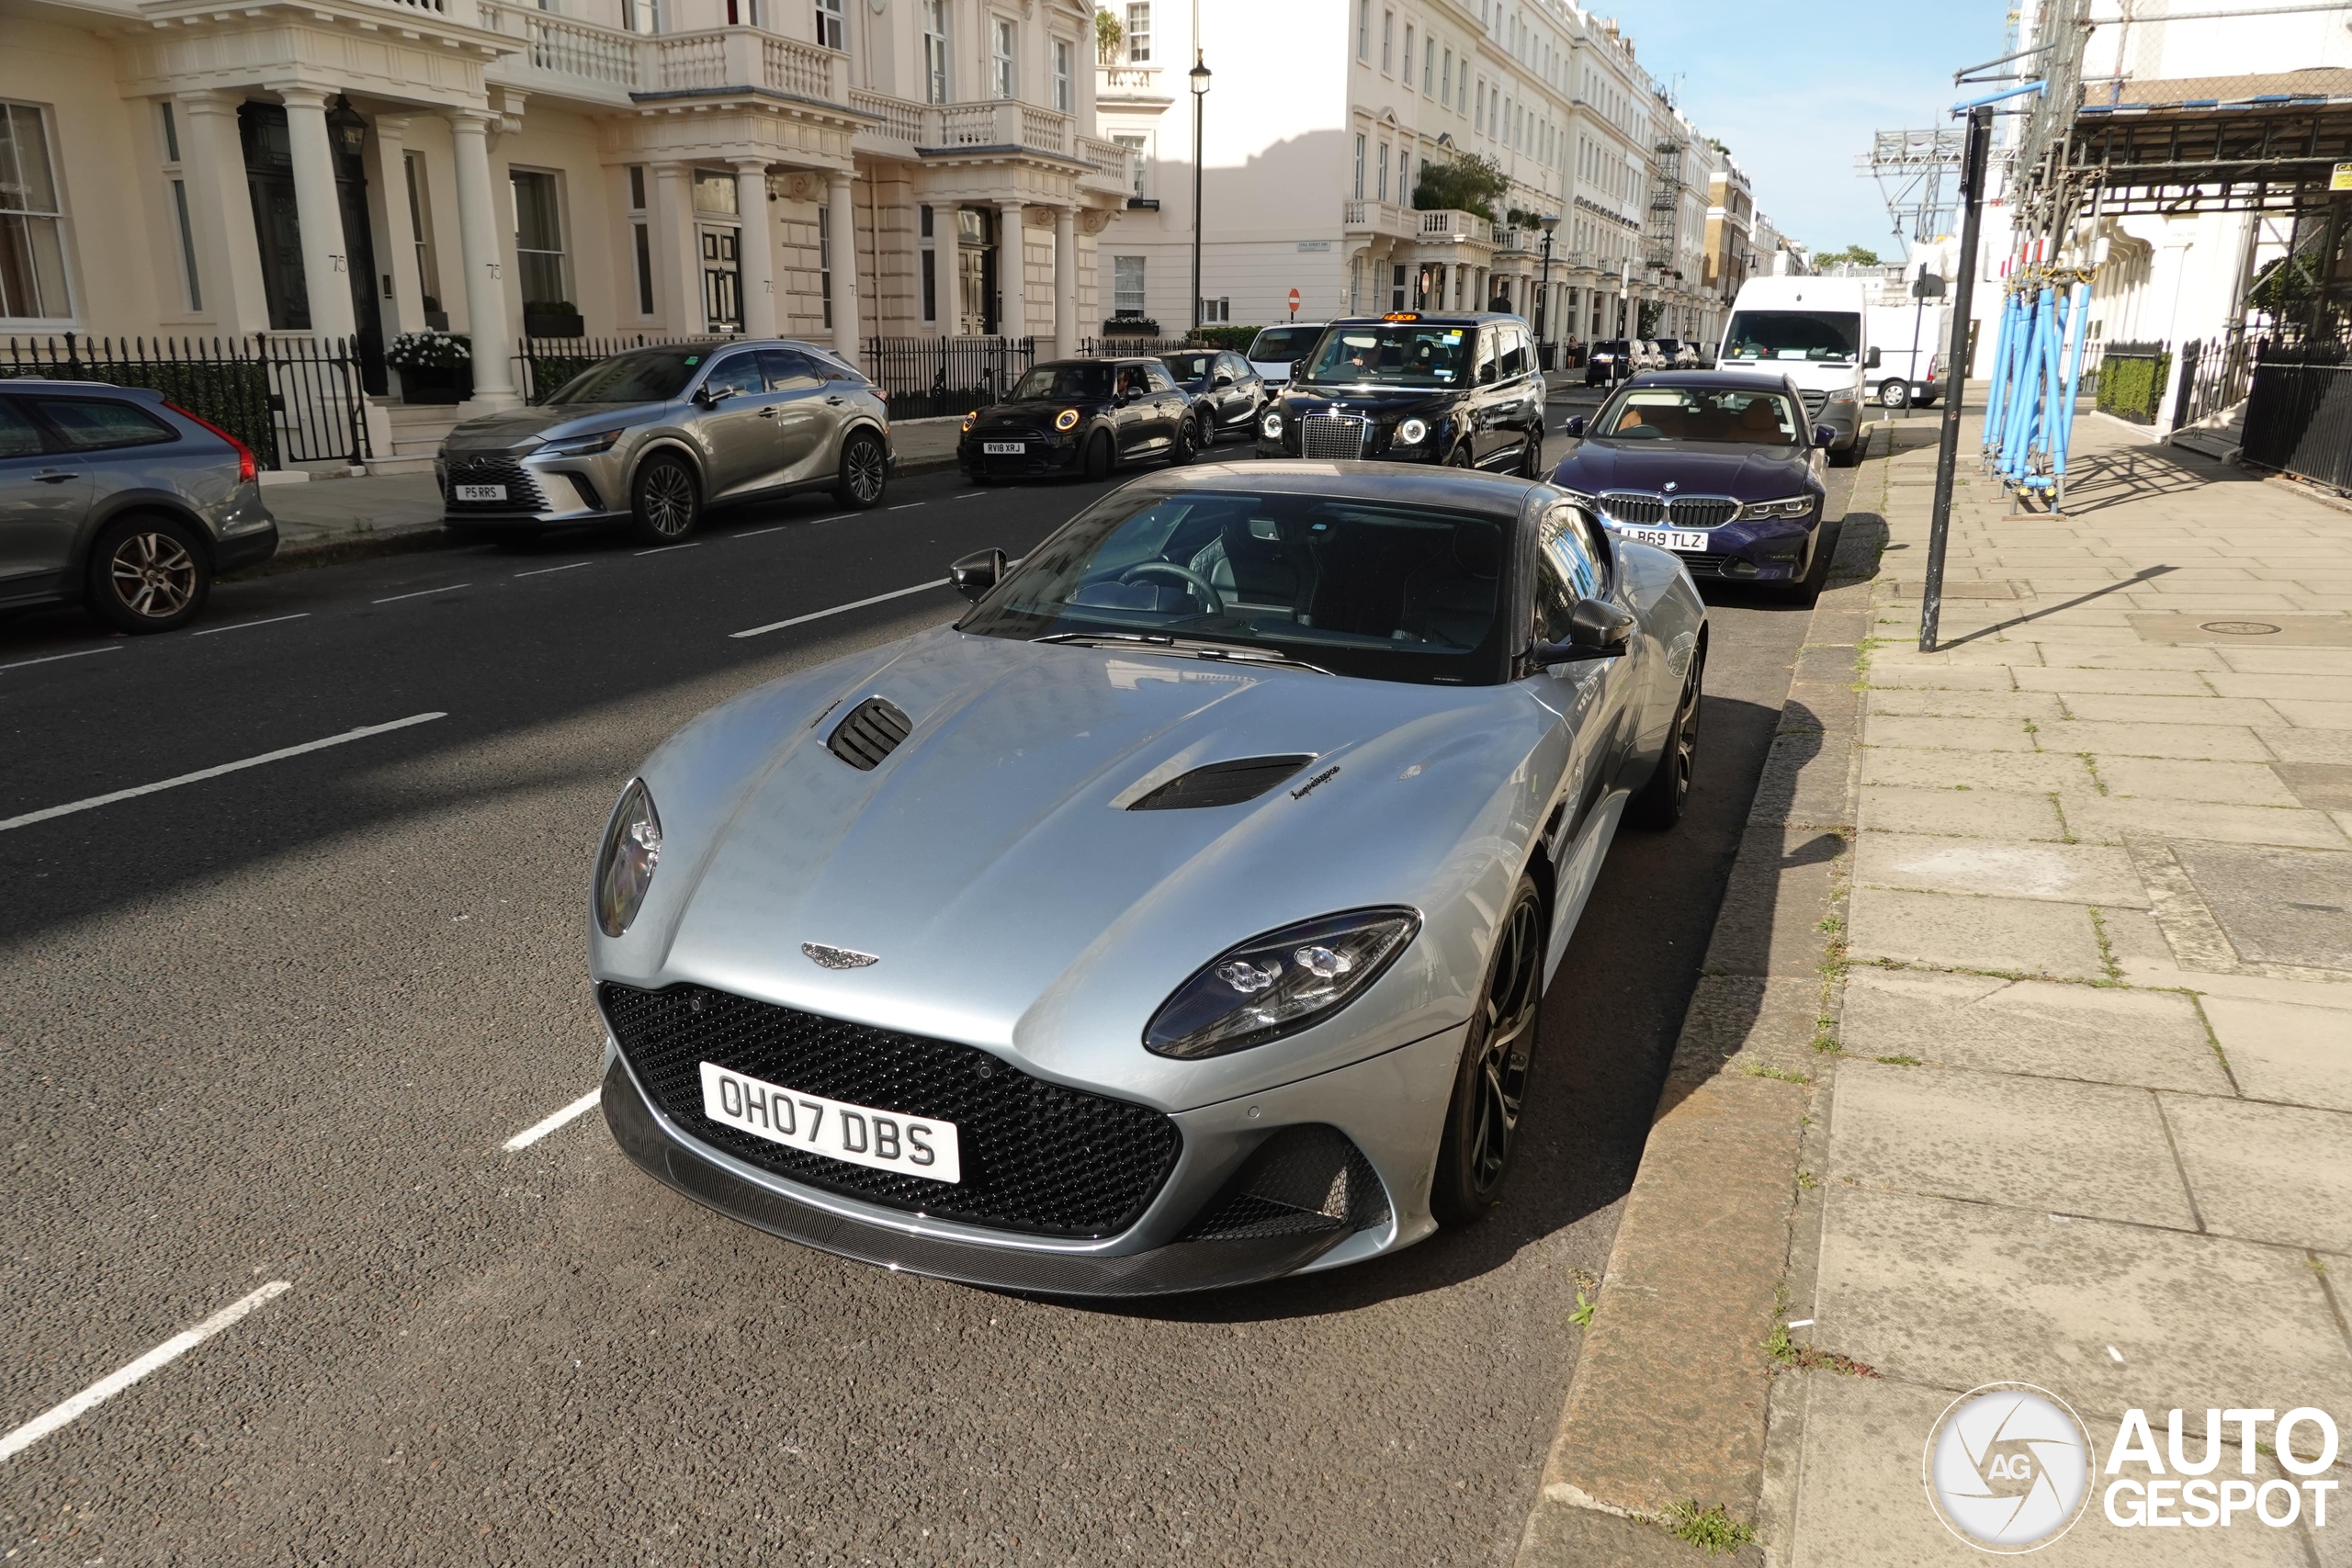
top-left (1302, 324), bottom-right (1470, 388)
top-left (1248, 326), bottom-right (1323, 364)
top-left (1592, 385), bottom-right (1802, 446)
top-left (1010, 364), bottom-right (1114, 401)
top-left (959, 487), bottom-right (1511, 684)
top-left (1160, 352), bottom-right (1216, 383)
top-left (1723, 310), bottom-right (1860, 364)
top-left (544, 349), bottom-right (705, 406)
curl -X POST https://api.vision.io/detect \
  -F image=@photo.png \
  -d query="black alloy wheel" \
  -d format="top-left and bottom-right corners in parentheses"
top-left (629, 454), bottom-right (701, 545)
top-left (1430, 874), bottom-right (1547, 1226)
top-left (1446, 442), bottom-right (1476, 468)
top-left (88, 513), bottom-right (209, 634)
top-left (835, 429), bottom-right (888, 509)
top-left (1632, 638), bottom-right (1705, 829)
top-left (1170, 416), bottom-right (1199, 466)
top-left (1518, 431), bottom-right (1544, 479)
top-left (1083, 431), bottom-right (1114, 481)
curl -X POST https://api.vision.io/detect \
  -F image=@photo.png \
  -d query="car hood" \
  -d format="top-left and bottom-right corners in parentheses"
top-left (1278, 386), bottom-right (1459, 418)
top-left (1554, 439), bottom-right (1815, 497)
top-left (609, 626), bottom-right (1546, 1105)
top-left (444, 400), bottom-right (671, 452)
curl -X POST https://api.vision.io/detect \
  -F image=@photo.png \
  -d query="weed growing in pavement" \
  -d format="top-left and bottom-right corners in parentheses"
top-left (1764, 1323), bottom-right (1881, 1379)
top-left (2312, 1257), bottom-right (2331, 1278)
top-left (2188, 994), bottom-right (2238, 1087)
top-left (1570, 1289), bottom-right (1597, 1328)
top-left (1815, 912), bottom-right (1846, 937)
top-left (1654, 1501), bottom-right (1757, 1556)
top-left (2048, 791), bottom-right (2078, 844)
top-left (1745, 1064), bottom-right (1814, 1085)
top-left (1796, 1168), bottom-right (1818, 1190)
top-left (2081, 752), bottom-right (2109, 795)
top-left (2088, 906), bottom-right (2124, 982)
top-left (1874, 1054), bottom-right (1922, 1066)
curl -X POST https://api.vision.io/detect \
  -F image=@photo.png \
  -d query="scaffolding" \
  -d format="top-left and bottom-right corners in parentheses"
top-left (1855, 127), bottom-right (1968, 245)
top-left (1644, 132), bottom-right (1686, 276)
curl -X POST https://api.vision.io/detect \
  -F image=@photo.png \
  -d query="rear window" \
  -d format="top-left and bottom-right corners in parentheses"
top-left (0, 399), bottom-right (42, 458)
top-left (34, 397), bottom-right (177, 452)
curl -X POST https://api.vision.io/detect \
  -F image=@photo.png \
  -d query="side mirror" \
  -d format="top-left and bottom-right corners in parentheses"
top-left (950, 547), bottom-right (1006, 602)
top-left (1289, 359), bottom-right (1306, 383)
top-left (1812, 424), bottom-right (1838, 449)
top-left (1564, 415), bottom-right (1588, 437)
top-left (1866, 347), bottom-right (1883, 369)
top-left (1532, 598), bottom-right (1636, 667)
top-left (692, 384), bottom-right (715, 407)
top-left (1478, 362), bottom-right (1498, 385)
top-left (1214, 373), bottom-right (1234, 389)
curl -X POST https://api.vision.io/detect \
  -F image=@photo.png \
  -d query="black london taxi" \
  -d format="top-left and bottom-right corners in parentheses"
top-left (1252, 312), bottom-right (1546, 474)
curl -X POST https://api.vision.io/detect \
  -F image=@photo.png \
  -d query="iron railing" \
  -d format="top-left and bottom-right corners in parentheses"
top-left (514, 333), bottom-right (738, 404)
top-left (863, 335), bottom-right (1038, 419)
top-left (0, 332), bottom-right (371, 468)
top-left (2243, 359), bottom-right (2352, 490)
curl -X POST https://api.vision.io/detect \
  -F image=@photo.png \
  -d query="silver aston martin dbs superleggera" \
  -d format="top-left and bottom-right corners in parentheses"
top-left (590, 461), bottom-right (1707, 1295)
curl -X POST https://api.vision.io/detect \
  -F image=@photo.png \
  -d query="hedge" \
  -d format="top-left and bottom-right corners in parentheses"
top-left (2096, 351), bottom-right (2171, 424)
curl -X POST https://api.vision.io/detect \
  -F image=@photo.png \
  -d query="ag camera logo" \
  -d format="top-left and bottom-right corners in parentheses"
top-left (1923, 1384), bottom-right (2094, 1552)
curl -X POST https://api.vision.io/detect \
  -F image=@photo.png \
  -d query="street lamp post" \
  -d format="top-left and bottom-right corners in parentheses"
top-left (1536, 212), bottom-right (1561, 367)
top-left (1190, 53), bottom-right (1211, 334)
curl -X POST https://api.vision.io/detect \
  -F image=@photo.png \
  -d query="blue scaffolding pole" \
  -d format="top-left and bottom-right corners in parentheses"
top-left (1981, 266), bottom-right (2095, 514)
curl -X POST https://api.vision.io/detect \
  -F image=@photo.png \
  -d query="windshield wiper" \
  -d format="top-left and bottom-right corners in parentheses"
top-left (1033, 630), bottom-right (1174, 646)
top-left (1167, 638), bottom-right (1334, 674)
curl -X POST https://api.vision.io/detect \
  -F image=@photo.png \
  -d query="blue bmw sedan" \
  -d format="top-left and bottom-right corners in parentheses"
top-left (1550, 371), bottom-right (1832, 594)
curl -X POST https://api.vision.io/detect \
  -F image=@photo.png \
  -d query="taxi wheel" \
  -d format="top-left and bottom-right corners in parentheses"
top-left (1517, 432), bottom-right (1544, 478)
top-left (1446, 443), bottom-right (1476, 468)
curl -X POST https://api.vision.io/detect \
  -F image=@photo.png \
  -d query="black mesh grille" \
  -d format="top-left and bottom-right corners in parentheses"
top-left (826, 697), bottom-right (911, 771)
top-left (1181, 1124), bottom-right (1389, 1241)
top-left (1300, 414), bottom-right (1370, 460)
top-left (443, 456), bottom-right (548, 513)
top-left (1678, 553), bottom-right (1737, 577)
top-left (600, 982), bottom-right (1182, 1237)
top-left (1668, 497), bottom-right (1738, 529)
top-left (1129, 755), bottom-right (1313, 811)
top-left (1600, 494), bottom-right (1739, 531)
top-left (1600, 492), bottom-right (1665, 526)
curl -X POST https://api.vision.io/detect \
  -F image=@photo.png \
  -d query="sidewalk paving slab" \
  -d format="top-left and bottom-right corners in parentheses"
top-left (1856, 832), bottom-right (2149, 907)
top-left (1838, 969), bottom-right (2232, 1094)
top-left (2158, 1095), bottom-right (2352, 1253)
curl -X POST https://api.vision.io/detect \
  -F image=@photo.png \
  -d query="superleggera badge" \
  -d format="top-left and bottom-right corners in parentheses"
top-left (1290, 766), bottom-right (1340, 800)
top-left (802, 942), bottom-right (879, 970)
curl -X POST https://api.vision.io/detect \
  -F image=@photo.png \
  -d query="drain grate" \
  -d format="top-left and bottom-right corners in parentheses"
top-left (2129, 614), bottom-right (2352, 646)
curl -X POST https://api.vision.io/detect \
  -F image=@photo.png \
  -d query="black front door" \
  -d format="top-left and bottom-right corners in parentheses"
top-left (239, 100), bottom-right (387, 394)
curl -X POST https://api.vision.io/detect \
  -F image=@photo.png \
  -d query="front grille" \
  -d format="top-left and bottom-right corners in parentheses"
top-left (602, 982), bottom-right (1182, 1237)
top-left (443, 456), bottom-right (548, 513)
top-left (1600, 492), bottom-right (1665, 526)
top-left (827, 697), bottom-right (911, 771)
top-left (1299, 414), bottom-right (1371, 460)
top-left (1600, 494), bottom-right (1740, 530)
top-left (1180, 1125), bottom-right (1389, 1241)
top-left (1801, 390), bottom-right (1828, 419)
top-left (1679, 552), bottom-right (1736, 577)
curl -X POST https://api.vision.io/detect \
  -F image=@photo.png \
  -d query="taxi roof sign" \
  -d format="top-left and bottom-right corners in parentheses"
top-left (1381, 311), bottom-right (1422, 321)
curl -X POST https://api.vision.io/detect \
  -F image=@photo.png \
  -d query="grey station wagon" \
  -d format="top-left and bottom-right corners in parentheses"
top-left (0, 378), bottom-right (277, 634)
top-left (437, 341), bottom-right (896, 546)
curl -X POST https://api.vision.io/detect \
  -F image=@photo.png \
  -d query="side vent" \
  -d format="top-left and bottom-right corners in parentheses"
top-left (826, 697), bottom-right (912, 771)
top-left (1128, 754), bottom-right (1314, 811)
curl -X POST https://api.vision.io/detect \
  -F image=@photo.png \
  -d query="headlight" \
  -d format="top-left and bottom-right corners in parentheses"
top-left (1396, 416), bottom-right (1429, 446)
top-left (1261, 411), bottom-right (1284, 439)
top-left (1144, 908), bottom-right (1420, 1059)
top-left (540, 427), bottom-right (625, 457)
top-left (1055, 408), bottom-right (1080, 432)
top-left (1826, 388), bottom-right (1859, 404)
top-left (961, 410), bottom-right (978, 434)
top-left (1555, 486), bottom-right (1598, 507)
top-left (1745, 494), bottom-right (1816, 519)
top-left (595, 780), bottom-right (662, 938)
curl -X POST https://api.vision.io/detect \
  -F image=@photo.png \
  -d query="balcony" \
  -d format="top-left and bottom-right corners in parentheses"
top-left (1492, 227), bottom-right (1539, 258)
top-left (474, 4), bottom-right (844, 104)
top-left (1416, 209), bottom-right (1495, 248)
top-left (1097, 63), bottom-right (1168, 102)
top-left (1341, 199), bottom-right (1418, 239)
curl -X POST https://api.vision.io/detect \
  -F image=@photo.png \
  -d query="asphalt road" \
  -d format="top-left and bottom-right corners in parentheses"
top-left (0, 433), bottom-right (1856, 1566)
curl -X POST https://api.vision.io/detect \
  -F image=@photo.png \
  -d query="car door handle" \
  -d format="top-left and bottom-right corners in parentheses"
top-left (35, 469), bottom-right (78, 483)
top-left (824, 396), bottom-right (844, 406)
top-left (758, 405), bottom-right (780, 418)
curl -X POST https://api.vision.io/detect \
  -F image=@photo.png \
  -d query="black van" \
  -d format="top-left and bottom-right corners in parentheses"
top-left (1253, 312), bottom-right (1546, 475)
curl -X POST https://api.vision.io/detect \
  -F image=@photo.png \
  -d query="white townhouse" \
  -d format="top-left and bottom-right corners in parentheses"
top-left (0, 0), bottom-right (1136, 410)
top-left (1088, 0), bottom-right (1749, 355)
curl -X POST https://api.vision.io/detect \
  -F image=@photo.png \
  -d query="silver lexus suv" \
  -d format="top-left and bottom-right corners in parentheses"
top-left (436, 340), bottom-right (894, 545)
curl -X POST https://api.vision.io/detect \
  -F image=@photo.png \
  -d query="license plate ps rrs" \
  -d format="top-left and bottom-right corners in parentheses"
top-left (454, 484), bottom-right (506, 502)
top-left (697, 1061), bottom-right (962, 1183)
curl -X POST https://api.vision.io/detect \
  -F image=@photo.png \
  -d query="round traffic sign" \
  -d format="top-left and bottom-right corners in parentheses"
top-left (1288, 288), bottom-right (1301, 310)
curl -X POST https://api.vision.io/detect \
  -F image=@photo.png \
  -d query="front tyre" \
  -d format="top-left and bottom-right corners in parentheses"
top-left (1170, 416), bottom-right (1200, 467)
top-left (1878, 379), bottom-right (1909, 409)
top-left (1631, 638), bottom-right (1705, 829)
top-left (1446, 442), bottom-right (1476, 468)
top-left (1430, 874), bottom-right (1546, 1227)
top-left (629, 453), bottom-right (701, 545)
top-left (834, 428), bottom-right (888, 510)
top-left (87, 513), bottom-right (210, 634)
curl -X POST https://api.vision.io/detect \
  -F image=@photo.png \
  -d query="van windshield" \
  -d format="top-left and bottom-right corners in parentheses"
top-left (1723, 311), bottom-right (1860, 365)
top-left (1248, 325), bottom-right (1324, 364)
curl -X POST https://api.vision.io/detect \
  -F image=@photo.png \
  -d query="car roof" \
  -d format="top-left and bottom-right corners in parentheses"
top-left (1327, 312), bottom-right (1523, 327)
top-left (1120, 457), bottom-right (1540, 519)
top-left (1623, 369), bottom-right (1798, 390)
top-left (0, 377), bottom-right (162, 399)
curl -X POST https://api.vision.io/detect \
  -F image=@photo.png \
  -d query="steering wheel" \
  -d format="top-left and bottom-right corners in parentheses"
top-left (1117, 560), bottom-right (1225, 615)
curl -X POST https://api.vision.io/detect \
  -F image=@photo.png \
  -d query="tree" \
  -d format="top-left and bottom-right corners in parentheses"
top-left (1095, 7), bottom-right (1123, 63)
top-left (1815, 244), bottom-right (1883, 269)
top-left (1413, 151), bottom-right (1510, 220)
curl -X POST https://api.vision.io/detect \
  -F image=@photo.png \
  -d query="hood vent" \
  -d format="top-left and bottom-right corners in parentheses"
top-left (826, 697), bottom-right (912, 771)
top-left (1128, 754), bottom-right (1314, 811)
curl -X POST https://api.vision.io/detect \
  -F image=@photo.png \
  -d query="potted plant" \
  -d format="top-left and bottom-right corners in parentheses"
top-left (522, 299), bottom-right (585, 339)
top-left (1101, 313), bottom-right (1160, 337)
top-left (386, 330), bottom-right (473, 405)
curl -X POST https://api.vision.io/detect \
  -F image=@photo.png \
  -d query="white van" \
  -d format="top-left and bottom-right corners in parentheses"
top-left (1864, 302), bottom-right (1949, 409)
top-left (1244, 321), bottom-right (1329, 391)
top-left (1718, 276), bottom-right (1877, 465)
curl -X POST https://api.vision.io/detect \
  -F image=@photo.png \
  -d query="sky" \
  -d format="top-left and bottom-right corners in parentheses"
top-left (1612, 0), bottom-right (2013, 260)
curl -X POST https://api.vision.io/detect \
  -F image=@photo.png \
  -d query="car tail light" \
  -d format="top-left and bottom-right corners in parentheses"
top-left (164, 400), bottom-right (257, 484)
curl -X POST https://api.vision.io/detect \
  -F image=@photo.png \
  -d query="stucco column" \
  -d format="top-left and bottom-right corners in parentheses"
top-left (650, 164), bottom-right (703, 333)
top-left (1052, 205), bottom-right (1078, 359)
top-left (996, 198), bottom-right (1026, 342)
top-left (174, 91), bottom-right (271, 334)
top-left (275, 86), bottom-right (356, 340)
top-left (447, 107), bottom-right (518, 404)
top-left (733, 159), bottom-right (776, 337)
top-left (827, 171), bottom-right (862, 355)
top-left (371, 117), bottom-right (427, 337)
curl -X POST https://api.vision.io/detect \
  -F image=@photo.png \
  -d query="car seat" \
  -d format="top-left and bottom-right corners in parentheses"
top-left (1394, 521), bottom-right (1501, 649)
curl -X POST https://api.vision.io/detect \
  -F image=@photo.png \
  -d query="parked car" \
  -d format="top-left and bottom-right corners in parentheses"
top-left (588, 461), bottom-right (1707, 1294)
top-left (1553, 370), bottom-right (1833, 594)
top-left (1159, 348), bottom-right (1267, 443)
top-left (0, 378), bottom-right (277, 634)
top-left (436, 340), bottom-right (894, 546)
top-left (1584, 339), bottom-right (1635, 386)
top-left (959, 358), bottom-right (1204, 482)
top-left (1652, 338), bottom-right (1701, 369)
top-left (1243, 322), bottom-right (1329, 391)
top-left (1255, 311), bottom-right (1546, 474)
top-left (1864, 302), bottom-right (1946, 408)
top-left (1718, 275), bottom-right (1877, 466)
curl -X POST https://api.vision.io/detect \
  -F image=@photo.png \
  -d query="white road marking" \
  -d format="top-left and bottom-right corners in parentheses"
top-left (887, 502), bottom-right (924, 511)
top-left (634, 542), bottom-right (702, 556)
top-left (952, 491), bottom-right (989, 500)
top-left (372, 582), bottom-right (473, 604)
top-left (514, 561), bottom-right (593, 579)
top-left (192, 613), bottom-right (311, 637)
top-left (729, 580), bottom-right (951, 640)
top-left (0, 1281), bottom-right (291, 1463)
top-left (503, 1089), bottom-right (603, 1150)
top-left (735, 525), bottom-right (788, 537)
top-left (0, 712), bottom-right (446, 834)
top-left (0, 646), bottom-right (121, 672)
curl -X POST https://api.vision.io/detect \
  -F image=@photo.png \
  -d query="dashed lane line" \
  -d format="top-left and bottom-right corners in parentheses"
top-left (372, 582), bottom-right (472, 604)
top-left (634, 542), bottom-right (703, 556)
top-left (0, 646), bottom-right (121, 672)
top-left (503, 1089), bottom-right (604, 1150)
top-left (192, 613), bottom-right (312, 636)
top-left (729, 580), bottom-right (951, 640)
top-left (0, 712), bottom-right (447, 834)
top-left (514, 561), bottom-right (593, 579)
top-left (0, 1281), bottom-right (292, 1463)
